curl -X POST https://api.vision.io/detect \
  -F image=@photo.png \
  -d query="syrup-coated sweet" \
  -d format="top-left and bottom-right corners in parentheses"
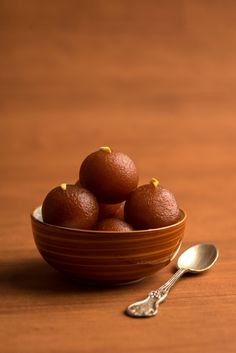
top-left (124, 179), bottom-right (179, 230)
top-left (42, 184), bottom-right (98, 229)
top-left (79, 147), bottom-right (138, 203)
top-left (95, 218), bottom-right (133, 231)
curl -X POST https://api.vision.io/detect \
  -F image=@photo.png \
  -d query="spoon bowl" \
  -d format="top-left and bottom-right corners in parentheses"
top-left (177, 243), bottom-right (219, 273)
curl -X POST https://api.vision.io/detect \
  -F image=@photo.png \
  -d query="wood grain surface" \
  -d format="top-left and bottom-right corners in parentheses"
top-left (0, 1), bottom-right (236, 352)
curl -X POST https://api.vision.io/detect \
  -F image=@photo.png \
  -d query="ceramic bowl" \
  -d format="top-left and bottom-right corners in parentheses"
top-left (31, 206), bottom-right (187, 284)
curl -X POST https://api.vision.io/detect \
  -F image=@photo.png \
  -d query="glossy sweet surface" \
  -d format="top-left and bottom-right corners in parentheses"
top-left (31, 206), bottom-right (187, 284)
top-left (124, 183), bottom-right (179, 229)
top-left (79, 148), bottom-right (139, 203)
top-left (95, 218), bottom-right (133, 231)
top-left (42, 185), bottom-right (98, 229)
top-left (98, 202), bottom-right (124, 220)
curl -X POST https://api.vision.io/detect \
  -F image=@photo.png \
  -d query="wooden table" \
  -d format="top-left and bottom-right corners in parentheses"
top-left (1, 1), bottom-right (235, 352)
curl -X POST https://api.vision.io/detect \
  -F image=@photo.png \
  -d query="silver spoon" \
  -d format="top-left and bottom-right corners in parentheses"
top-left (126, 243), bottom-right (219, 318)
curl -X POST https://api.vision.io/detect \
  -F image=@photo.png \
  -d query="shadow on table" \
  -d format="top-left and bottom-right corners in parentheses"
top-left (1, 252), bottom-right (205, 301)
top-left (0, 256), bottom-right (154, 296)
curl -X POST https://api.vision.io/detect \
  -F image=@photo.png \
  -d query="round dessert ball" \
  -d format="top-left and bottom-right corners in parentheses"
top-left (79, 146), bottom-right (139, 204)
top-left (98, 202), bottom-right (124, 221)
top-left (42, 184), bottom-right (98, 229)
top-left (94, 218), bottom-right (133, 231)
top-left (124, 178), bottom-right (180, 230)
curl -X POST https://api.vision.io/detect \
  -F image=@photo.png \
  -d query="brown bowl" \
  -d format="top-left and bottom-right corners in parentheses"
top-left (31, 206), bottom-right (187, 285)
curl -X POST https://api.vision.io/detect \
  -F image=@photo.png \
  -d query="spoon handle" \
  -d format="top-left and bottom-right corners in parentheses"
top-left (126, 268), bottom-right (187, 317)
top-left (149, 268), bottom-right (186, 302)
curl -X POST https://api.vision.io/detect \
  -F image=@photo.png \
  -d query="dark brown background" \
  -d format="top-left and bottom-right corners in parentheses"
top-left (1, 1), bottom-right (236, 352)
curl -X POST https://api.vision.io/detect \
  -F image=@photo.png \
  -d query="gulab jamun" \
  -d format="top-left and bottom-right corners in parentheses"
top-left (79, 146), bottom-right (139, 203)
top-left (98, 202), bottom-right (124, 220)
top-left (124, 178), bottom-right (180, 229)
top-left (95, 218), bottom-right (133, 231)
top-left (42, 183), bottom-right (98, 229)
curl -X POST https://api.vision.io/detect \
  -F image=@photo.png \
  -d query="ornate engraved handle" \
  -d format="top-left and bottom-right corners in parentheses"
top-left (148, 268), bottom-right (186, 301)
top-left (126, 268), bottom-right (186, 317)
